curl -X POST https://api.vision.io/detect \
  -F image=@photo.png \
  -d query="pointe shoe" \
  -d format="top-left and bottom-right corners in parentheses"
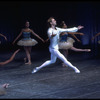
top-left (75, 70), bottom-right (80, 73)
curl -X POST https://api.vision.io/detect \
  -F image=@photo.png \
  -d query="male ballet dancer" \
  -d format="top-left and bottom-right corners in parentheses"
top-left (32, 17), bottom-right (84, 74)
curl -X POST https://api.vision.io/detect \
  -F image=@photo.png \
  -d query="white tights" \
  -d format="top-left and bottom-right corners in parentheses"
top-left (38, 48), bottom-right (79, 71)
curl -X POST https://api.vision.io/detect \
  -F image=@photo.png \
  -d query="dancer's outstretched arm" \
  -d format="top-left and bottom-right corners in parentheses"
top-left (45, 33), bottom-right (82, 42)
top-left (69, 32), bottom-right (84, 42)
top-left (12, 30), bottom-right (23, 45)
top-left (67, 31), bottom-right (84, 36)
top-left (0, 49), bottom-right (20, 66)
top-left (45, 38), bottom-right (49, 42)
top-left (0, 33), bottom-right (7, 41)
top-left (31, 30), bottom-right (45, 43)
top-left (92, 32), bottom-right (100, 40)
top-left (71, 34), bottom-right (81, 42)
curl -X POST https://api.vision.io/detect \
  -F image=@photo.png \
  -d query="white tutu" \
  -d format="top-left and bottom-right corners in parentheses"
top-left (58, 37), bottom-right (75, 50)
top-left (17, 38), bottom-right (38, 46)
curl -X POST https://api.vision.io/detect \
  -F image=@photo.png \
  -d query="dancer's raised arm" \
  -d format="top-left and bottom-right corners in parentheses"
top-left (31, 30), bottom-right (45, 43)
top-left (92, 32), bottom-right (100, 40)
top-left (12, 30), bottom-right (23, 45)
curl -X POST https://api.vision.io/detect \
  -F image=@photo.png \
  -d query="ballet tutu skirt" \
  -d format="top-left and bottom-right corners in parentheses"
top-left (17, 38), bottom-right (38, 46)
top-left (58, 37), bottom-right (75, 50)
top-left (0, 85), bottom-right (6, 95)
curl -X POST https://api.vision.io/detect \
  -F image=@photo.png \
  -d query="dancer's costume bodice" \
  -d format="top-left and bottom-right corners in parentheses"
top-left (23, 32), bottom-right (31, 40)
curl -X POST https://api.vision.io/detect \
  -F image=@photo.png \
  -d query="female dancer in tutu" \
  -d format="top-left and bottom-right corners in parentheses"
top-left (12, 21), bottom-right (45, 65)
top-left (58, 21), bottom-right (91, 67)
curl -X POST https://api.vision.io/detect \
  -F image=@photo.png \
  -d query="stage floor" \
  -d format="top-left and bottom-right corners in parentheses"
top-left (0, 49), bottom-right (100, 99)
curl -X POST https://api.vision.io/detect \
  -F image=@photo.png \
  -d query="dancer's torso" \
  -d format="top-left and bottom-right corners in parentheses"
top-left (47, 27), bottom-right (60, 49)
top-left (22, 31), bottom-right (31, 40)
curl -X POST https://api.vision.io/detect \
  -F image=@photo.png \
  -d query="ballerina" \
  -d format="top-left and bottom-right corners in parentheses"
top-left (58, 21), bottom-right (91, 67)
top-left (13, 21), bottom-right (45, 65)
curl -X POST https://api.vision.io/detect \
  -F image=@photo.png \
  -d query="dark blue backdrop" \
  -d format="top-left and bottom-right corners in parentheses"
top-left (0, 0), bottom-right (100, 56)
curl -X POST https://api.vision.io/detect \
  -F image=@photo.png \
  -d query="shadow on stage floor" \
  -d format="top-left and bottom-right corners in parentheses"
top-left (0, 49), bottom-right (100, 99)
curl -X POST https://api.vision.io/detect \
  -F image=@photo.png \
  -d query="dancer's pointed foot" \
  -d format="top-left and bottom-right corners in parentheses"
top-left (75, 69), bottom-right (80, 73)
top-left (75, 68), bottom-right (80, 73)
top-left (32, 67), bottom-right (40, 74)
